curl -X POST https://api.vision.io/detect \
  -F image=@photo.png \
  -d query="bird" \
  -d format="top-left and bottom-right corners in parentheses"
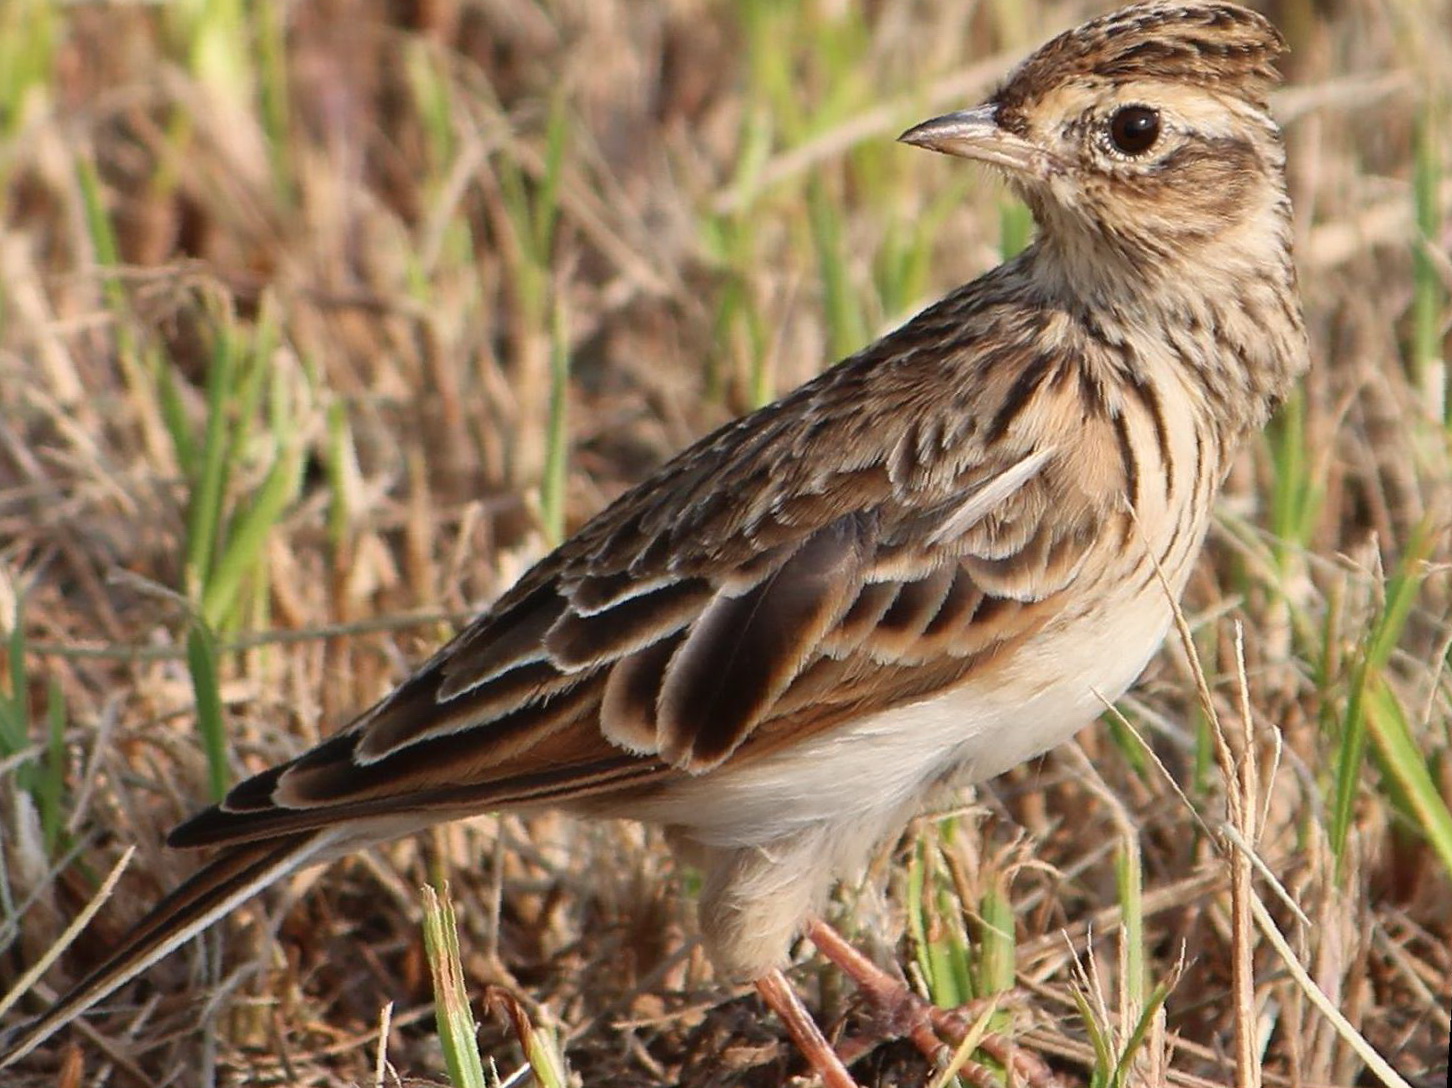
top-left (2, 3), bottom-right (1307, 1085)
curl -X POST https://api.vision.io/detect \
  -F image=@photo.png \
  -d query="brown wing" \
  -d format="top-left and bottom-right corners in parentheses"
top-left (170, 283), bottom-right (1124, 850)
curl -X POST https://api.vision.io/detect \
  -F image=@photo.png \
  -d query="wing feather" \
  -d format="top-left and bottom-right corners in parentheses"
top-left (823, 580), bottom-right (902, 657)
top-left (600, 634), bottom-right (684, 752)
top-left (431, 585), bottom-right (564, 698)
top-left (188, 432), bottom-right (1090, 839)
top-left (546, 578), bottom-right (713, 667)
top-left (654, 514), bottom-right (871, 769)
top-left (161, 287), bottom-right (1128, 858)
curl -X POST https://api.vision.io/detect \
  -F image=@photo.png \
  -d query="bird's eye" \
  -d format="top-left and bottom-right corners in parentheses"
top-left (1108, 106), bottom-right (1161, 155)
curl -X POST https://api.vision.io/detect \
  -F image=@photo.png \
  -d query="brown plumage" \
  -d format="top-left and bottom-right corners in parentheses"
top-left (2, 4), bottom-right (1308, 1084)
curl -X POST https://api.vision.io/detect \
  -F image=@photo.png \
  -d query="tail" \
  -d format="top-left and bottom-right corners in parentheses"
top-left (0, 830), bottom-right (338, 1067)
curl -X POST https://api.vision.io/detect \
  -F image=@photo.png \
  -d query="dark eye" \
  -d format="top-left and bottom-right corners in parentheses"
top-left (1108, 106), bottom-right (1160, 155)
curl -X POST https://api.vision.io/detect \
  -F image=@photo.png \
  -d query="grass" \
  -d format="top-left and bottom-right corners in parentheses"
top-left (1, 1), bottom-right (1450, 1086)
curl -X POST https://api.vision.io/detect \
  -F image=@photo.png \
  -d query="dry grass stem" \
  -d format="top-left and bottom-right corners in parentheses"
top-left (1, 1), bottom-right (1449, 1085)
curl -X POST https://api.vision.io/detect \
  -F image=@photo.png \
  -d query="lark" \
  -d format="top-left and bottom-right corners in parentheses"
top-left (3, 3), bottom-right (1307, 1084)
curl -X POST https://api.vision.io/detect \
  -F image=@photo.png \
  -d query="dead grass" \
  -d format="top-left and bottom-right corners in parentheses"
top-left (1, 1), bottom-right (1449, 1086)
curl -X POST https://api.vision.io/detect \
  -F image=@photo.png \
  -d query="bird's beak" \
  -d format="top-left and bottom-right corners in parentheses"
top-left (898, 105), bottom-right (1048, 178)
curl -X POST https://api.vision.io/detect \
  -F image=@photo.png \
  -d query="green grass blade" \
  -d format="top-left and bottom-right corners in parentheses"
top-left (975, 872), bottom-right (1016, 997)
top-left (40, 679), bottom-right (66, 851)
top-left (1331, 524), bottom-right (1433, 863)
top-left (156, 350), bottom-right (199, 477)
top-left (185, 329), bottom-right (238, 605)
top-left (0, 607), bottom-right (27, 762)
top-left (808, 175), bottom-right (868, 359)
top-left (540, 296), bottom-right (571, 546)
top-left (533, 90), bottom-right (570, 264)
top-left (1115, 838), bottom-right (1146, 1008)
top-left (200, 441), bottom-right (303, 630)
top-left (0, 0), bottom-right (55, 142)
top-left (186, 624), bottom-right (229, 800)
top-left (420, 883), bottom-right (489, 1088)
top-left (74, 153), bottom-right (138, 369)
top-left (1365, 679), bottom-right (1452, 879)
top-left (1110, 979), bottom-right (1173, 1086)
top-left (253, 0), bottom-right (294, 204)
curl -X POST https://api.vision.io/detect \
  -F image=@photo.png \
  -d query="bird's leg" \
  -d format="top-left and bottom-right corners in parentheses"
top-left (806, 918), bottom-right (970, 1055)
top-left (805, 919), bottom-right (1063, 1088)
top-left (755, 968), bottom-right (862, 1088)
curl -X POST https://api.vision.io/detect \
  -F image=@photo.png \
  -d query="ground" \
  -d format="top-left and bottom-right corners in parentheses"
top-left (0, 1), bottom-right (1449, 1086)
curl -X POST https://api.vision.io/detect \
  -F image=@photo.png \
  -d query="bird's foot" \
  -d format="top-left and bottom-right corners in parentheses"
top-left (754, 968), bottom-right (862, 1088)
top-left (806, 919), bottom-right (1065, 1088)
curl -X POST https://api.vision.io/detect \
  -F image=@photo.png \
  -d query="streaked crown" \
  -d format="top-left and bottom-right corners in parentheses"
top-left (998, 2), bottom-right (1286, 119)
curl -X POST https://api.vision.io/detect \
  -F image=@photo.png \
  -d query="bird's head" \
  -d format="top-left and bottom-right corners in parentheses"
top-left (901, 2), bottom-right (1293, 294)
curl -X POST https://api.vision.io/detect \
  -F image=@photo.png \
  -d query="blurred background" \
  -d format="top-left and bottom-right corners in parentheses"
top-left (0, 1), bottom-right (1448, 1085)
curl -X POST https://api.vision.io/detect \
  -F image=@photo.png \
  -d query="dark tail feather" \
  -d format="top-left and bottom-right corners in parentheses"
top-left (1, 830), bottom-right (336, 1067)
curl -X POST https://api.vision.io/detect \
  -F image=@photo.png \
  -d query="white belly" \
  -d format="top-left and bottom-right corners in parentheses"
top-left (640, 578), bottom-right (1177, 849)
